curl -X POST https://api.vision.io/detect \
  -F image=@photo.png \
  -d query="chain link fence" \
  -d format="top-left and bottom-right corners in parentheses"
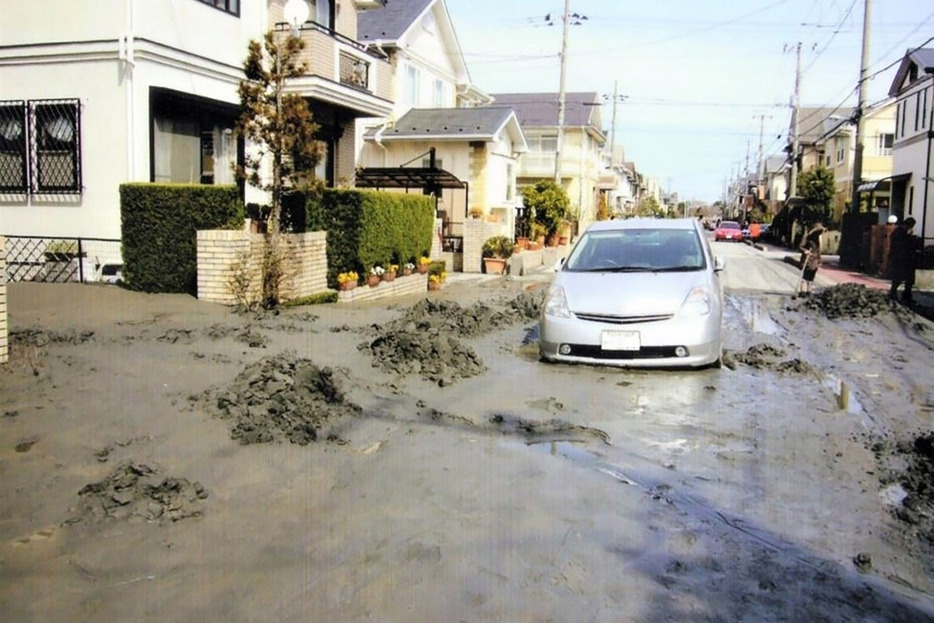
top-left (3, 236), bottom-right (122, 283)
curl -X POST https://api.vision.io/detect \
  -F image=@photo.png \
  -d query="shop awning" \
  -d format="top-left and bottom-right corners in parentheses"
top-left (856, 173), bottom-right (911, 194)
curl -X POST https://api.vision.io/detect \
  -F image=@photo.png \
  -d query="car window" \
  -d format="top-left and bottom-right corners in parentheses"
top-left (565, 228), bottom-right (705, 272)
top-left (720, 221), bottom-right (741, 230)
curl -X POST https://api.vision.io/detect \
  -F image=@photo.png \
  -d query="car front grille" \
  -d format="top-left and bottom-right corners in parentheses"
top-left (566, 345), bottom-right (679, 359)
top-left (573, 312), bottom-right (673, 325)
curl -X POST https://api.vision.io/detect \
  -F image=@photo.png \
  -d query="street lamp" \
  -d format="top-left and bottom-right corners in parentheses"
top-left (283, 0), bottom-right (309, 36)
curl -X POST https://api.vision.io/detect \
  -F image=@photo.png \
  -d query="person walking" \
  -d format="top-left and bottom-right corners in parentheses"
top-left (888, 217), bottom-right (920, 304)
top-left (797, 222), bottom-right (825, 297)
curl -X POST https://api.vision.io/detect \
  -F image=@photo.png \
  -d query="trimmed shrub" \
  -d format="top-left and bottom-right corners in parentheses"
top-left (121, 184), bottom-right (244, 294)
top-left (299, 188), bottom-right (434, 289)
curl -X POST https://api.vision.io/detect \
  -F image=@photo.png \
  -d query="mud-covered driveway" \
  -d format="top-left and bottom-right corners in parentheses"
top-left (2, 243), bottom-right (934, 622)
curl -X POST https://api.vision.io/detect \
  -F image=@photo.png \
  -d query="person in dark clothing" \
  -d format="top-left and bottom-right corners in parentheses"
top-left (888, 217), bottom-right (920, 304)
top-left (797, 222), bottom-right (825, 297)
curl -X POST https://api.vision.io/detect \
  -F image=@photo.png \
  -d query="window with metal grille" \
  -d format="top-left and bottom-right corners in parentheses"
top-left (0, 99), bottom-right (81, 195)
top-left (0, 101), bottom-right (28, 192)
top-left (30, 99), bottom-right (81, 193)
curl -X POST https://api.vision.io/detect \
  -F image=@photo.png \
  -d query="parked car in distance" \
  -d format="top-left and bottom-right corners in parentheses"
top-left (714, 220), bottom-right (743, 241)
top-left (539, 218), bottom-right (724, 369)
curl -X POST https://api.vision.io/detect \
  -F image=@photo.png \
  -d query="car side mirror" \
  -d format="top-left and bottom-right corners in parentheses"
top-left (714, 256), bottom-right (725, 272)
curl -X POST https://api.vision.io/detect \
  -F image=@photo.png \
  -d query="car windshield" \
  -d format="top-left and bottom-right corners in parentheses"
top-left (720, 221), bottom-right (741, 230)
top-left (564, 228), bottom-right (706, 272)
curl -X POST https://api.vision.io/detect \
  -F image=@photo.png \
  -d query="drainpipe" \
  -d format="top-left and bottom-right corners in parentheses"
top-left (121, 0), bottom-right (136, 180)
top-left (373, 123), bottom-right (389, 167)
top-left (924, 75), bottom-right (934, 248)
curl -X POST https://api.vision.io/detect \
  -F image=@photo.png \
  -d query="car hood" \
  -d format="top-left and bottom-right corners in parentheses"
top-left (555, 270), bottom-right (712, 316)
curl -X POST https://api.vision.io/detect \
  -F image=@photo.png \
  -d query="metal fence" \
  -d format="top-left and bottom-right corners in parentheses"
top-left (4, 236), bottom-right (122, 283)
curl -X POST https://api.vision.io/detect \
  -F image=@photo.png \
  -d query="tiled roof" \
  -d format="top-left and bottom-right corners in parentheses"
top-left (488, 92), bottom-right (600, 128)
top-left (358, 0), bottom-right (433, 42)
top-left (366, 106), bottom-right (517, 140)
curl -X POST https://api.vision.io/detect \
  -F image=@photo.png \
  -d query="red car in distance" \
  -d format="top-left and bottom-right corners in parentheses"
top-left (714, 220), bottom-right (743, 242)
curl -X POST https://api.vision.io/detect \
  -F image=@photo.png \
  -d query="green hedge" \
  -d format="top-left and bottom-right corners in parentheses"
top-left (299, 189), bottom-right (434, 288)
top-left (120, 184), bottom-right (244, 294)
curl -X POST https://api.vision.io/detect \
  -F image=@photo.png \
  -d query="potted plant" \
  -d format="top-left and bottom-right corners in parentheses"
top-left (522, 179), bottom-right (570, 246)
top-left (428, 272), bottom-right (447, 291)
top-left (529, 222), bottom-right (547, 250)
top-left (402, 262), bottom-right (415, 277)
top-left (417, 256), bottom-right (431, 274)
top-left (368, 265), bottom-right (384, 287)
top-left (482, 235), bottom-right (515, 275)
top-left (383, 263), bottom-right (398, 282)
top-left (468, 206), bottom-right (484, 220)
top-left (337, 271), bottom-right (359, 291)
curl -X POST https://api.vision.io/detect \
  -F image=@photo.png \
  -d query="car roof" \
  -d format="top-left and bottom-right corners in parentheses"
top-left (584, 218), bottom-right (702, 233)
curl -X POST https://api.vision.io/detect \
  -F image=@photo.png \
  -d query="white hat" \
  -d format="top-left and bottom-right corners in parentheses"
top-left (887, 214), bottom-right (898, 224)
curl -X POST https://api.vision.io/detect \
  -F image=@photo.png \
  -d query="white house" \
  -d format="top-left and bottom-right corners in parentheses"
top-left (888, 47), bottom-right (934, 248)
top-left (0, 0), bottom-right (393, 243)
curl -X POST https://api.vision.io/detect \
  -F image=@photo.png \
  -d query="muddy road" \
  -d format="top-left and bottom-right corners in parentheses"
top-left (2, 241), bottom-right (934, 622)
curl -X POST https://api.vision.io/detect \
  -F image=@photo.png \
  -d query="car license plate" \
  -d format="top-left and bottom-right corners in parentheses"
top-left (601, 330), bottom-right (640, 351)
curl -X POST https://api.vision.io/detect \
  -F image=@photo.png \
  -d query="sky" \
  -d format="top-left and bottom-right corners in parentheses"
top-left (444, 0), bottom-right (934, 204)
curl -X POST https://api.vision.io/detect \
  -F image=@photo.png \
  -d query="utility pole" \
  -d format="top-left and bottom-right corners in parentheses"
top-left (789, 41), bottom-right (802, 198)
top-left (850, 0), bottom-right (871, 215)
top-left (754, 114), bottom-right (769, 198)
top-left (553, 0), bottom-right (571, 184)
top-left (609, 79), bottom-right (619, 164)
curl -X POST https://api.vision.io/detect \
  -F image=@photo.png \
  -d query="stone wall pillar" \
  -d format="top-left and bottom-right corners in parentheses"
top-left (468, 142), bottom-right (488, 213)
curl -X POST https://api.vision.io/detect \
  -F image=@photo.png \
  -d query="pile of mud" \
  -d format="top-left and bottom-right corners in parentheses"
top-left (363, 293), bottom-right (544, 385)
top-left (884, 432), bottom-right (934, 545)
top-left (722, 343), bottom-right (816, 374)
top-left (212, 354), bottom-right (360, 444)
top-left (798, 283), bottom-right (892, 319)
top-left (65, 462), bottom-right (208, 525)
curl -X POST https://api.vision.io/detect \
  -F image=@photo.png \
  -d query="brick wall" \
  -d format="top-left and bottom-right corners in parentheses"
top-left (197, 230), bottom-right (328, 305)
top-left (338, 272), bottom-right (428, 303)
top-left (0, 236), bottom-right (7, 364)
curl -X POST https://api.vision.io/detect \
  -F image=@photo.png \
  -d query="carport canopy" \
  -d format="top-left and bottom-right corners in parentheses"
top-left (354, 166), bottom-right (466, 190)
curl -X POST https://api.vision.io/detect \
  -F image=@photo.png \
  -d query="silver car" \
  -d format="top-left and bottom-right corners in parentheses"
top-left (539, 218), bottom-right (724, 368)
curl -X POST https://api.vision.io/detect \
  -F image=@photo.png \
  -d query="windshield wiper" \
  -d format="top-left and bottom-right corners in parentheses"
top-left (653, 266), bottom-right (701, 272)
top-left (576, 266), bottom-right (647, 273)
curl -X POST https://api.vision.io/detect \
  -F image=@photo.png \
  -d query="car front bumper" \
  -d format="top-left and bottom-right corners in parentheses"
top-left (539, 312), bottom-right (721, 368)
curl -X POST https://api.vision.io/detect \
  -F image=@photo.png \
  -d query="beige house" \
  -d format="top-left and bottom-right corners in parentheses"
top-left (814, 101), bottom-right (895, 221)
top-left (488, 93), bottom-right (607, 229)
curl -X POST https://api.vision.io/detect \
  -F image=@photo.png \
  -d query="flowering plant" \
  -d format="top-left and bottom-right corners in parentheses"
top-left (388, 264), bottom-right (399, 274)
top-left (337, 271), bottom-right (358, 285)
top-left (404, 262), bottom-right (415, 272)
top-left (370, 265), bottom-right (385, 277)
top-left (429, 272), bottom-right (447, 284)
top-left (419, 256), bottom-right (431, 266)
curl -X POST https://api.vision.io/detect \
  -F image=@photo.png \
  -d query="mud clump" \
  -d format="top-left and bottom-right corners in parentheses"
top-left (365, 329), bottom-right (485, 385)
top-left (65, 462), bottom-right (208, 525)
top-left (364, 293), bottom-right (544, 385)
top-left (723, 343), bottom-right (816, 375)
top-left (890, 432), bottom-right (934, 545)
top-left (799, 283), bottom-right (892, 319)
top-left (213, 354), bottom-right (360, 444)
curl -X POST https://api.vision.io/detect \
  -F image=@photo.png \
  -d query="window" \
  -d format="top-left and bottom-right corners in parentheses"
top-left (196, 0), bottom-right (239, 16)
top-left (0, 99), bottom-right (81, 194)
top-left (876, 133), bottom-right (893, 156)
top-left (916, 92), bottom-right (921, 131)
top-left (835, 137), bottom-right (845, 164)
top-left (0, 101), bottom-right (27, 192)
top-left (900, 100), bottom-right (907, 137)
top-left (433, 79), bottom-right (444, 107)
top-left (421, 157), bottom-right (443, 169)
top-left (312, 0), bottom-right (333, 29)
top-left (537, 134), bottom-right (558, 152)
top-left (923, 88), bottom-right (930, 129)
top-left (506, 163), bottom-right (515, 201)
top-left (405, 65), bottom-right (420, 106)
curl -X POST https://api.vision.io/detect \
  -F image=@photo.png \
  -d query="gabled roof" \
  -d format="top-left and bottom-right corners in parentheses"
top-left (488, 92), bottom-right (602, 130)
top-left (366, 106), bottom-right (526, 149)
top-left (358, 0), bottom-right (433, 42)
top-left (794, 107), bottom-right (855, 144)
top-left (888, 48), bottom-right (934, 97)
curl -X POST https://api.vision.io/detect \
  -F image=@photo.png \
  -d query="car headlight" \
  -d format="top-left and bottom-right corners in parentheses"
top-left (544, 284), bottom-right (572, 318)
top-left (679, 286), bottom-right (711, 316)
